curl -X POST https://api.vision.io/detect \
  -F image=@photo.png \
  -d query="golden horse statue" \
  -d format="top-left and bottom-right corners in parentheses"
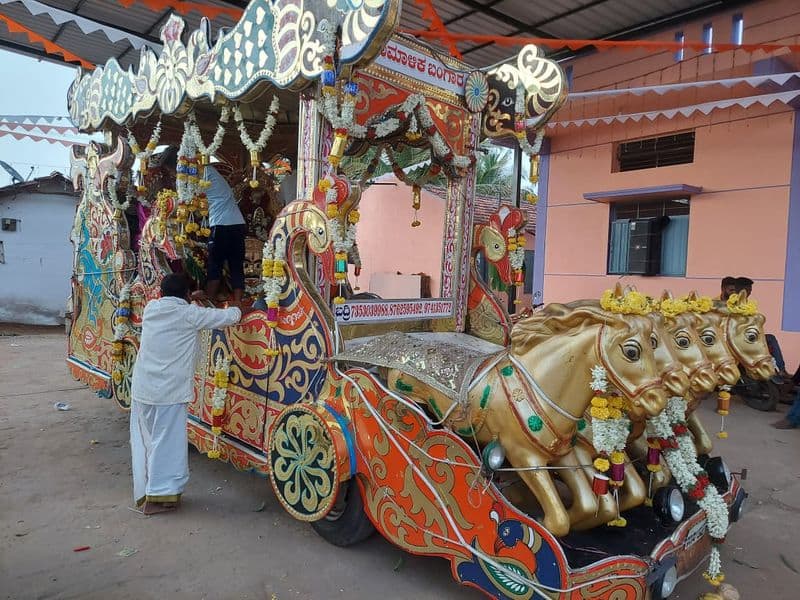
top-left (684, 290), bottom-right (773, 454)
top-left (616, 291), bottom-right (721, 496)
top-left (677, 292), bottom-right (741, 455)
top-left (568, 288), bottom-right (716, 528)
top-left (466, 205), bottom-right (527, 346)
top-left (387, 298), bottom-right (667, 537)
top-left (711, 291), bottom-right (775, 380)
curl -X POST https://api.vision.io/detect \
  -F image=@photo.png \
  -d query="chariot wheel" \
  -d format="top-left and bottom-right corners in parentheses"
top-left (111, 339), bottom-right (137, 410)
top-left (310, 478), bottom-right (375, 547)
top-left (268, 404), bottom-right (350, 522)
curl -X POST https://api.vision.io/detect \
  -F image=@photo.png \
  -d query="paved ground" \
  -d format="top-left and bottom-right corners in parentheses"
top-left (2, 327), bottom-right (800, 600)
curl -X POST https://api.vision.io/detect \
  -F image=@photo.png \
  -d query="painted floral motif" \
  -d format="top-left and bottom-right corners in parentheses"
top-left (271, 411), bottom-right (335, 516)
top-left (464, 70), bottom-right (489, 113)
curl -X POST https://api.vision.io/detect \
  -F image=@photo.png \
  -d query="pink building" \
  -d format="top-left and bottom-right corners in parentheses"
top-left (358, 174), bottom-right (537, 303)
top-left (536, 0), bottom-right (800, 368)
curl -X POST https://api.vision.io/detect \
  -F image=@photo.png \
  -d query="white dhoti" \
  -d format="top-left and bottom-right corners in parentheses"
top-left (130, 400), bottom-right (189, 507)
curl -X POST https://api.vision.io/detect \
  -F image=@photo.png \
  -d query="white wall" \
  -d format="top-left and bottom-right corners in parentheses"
top-left (0, 192), bottom-right (77, 325)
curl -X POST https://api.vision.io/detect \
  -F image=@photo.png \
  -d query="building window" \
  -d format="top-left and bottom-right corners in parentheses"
top-left (1, 217), bottom-right (19, 232)
top-left (703, 23), bottom-right (713, 54)
top-left (616, 132), bottom-right (695, 172)
top-left (674, 31), bottom-right (685, 61)
top-left (608, 199), bottom-right (690, 276)
top-left (731, 14), bottom-right (744, 44)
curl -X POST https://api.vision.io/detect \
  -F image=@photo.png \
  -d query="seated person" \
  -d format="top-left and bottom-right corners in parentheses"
top-left (162, 147), bottom-right (246, 303)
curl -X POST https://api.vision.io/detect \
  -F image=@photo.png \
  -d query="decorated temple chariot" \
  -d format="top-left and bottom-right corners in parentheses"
top-left (65, 1), bottom-right (769, 598)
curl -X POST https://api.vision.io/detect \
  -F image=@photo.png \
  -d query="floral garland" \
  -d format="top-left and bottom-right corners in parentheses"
top-left (318, 20), bottom-right (363, 168)
top-left (106, 169), bottom-right (131, 214)
top-left (507, 227), bottom-right (526, 299)
top-left (173, 122), bottom-right (212, 244)
top-left (318, 176), bottom-right (359, 303)
top-left (600, 289), bottom-right (652, 315)
top-left (513, 82), bottom-right (546, 193)
top-left (188, 106), bottom-right (230, 161)
top-left (316, 21), bottom-right (471, 175)
top-left (128, 120), bottom-right (162, 193)
top-left (208, 354), bottom-right (230, 459)
top-left (261, 238), bottom-right (286, 334)
top-left (234, 97), bottom-right (280, 188)
top-left (685, 294), bottom-right (714, 314)
top-left (588, 365), bottom-right (630, 527)
top-left (155, 188), bottom-right (177, 239)
top-left (725, 292), bottom-right (758, 316)
top-left (646, 397), bottom-right (730, 588)
top-left (110, 283), bottom-right (132, 385)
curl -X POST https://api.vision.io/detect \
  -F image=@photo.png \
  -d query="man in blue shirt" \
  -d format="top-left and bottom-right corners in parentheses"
top-left (163, 148), bottom-right (246, 302)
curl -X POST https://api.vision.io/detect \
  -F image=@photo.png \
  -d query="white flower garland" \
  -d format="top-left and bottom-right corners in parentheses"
top-left (592, 416), bottom-right (631, 456)
top-left (590, 365), bottom-right (609, 392)
top-left (211, 355), bottom-right (231, 414)
top-left (233, 97), bottom-right (280, 153)
top-left (176, 120), bottom-right (199, 205)
top-left (261, 238), bottom-right (287, 307)
top-left (128, 120), bottom-right (162, 177)
top-left (513, 84), bottom-right (545, 157)
top-left (331, 215), bottom-right (357, 254)
top-left (106, 170), bottom-right (131, 212)
top-left (187, 106), bottom-right (230, 157)
top-left (646, 397), bottom-right (729, 585)
top-left (507, 227), bottom-right (525, 271)
top-left (112, 283), bottom-right (132, 342)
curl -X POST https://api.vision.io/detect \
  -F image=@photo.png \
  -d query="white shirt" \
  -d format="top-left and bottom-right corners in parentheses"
top-left (206, 166), bottom-right (245, 227)
top-left (131, 296), bottom-right (241, 405)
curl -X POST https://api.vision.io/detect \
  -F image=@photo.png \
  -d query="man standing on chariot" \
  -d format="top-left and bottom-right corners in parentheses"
top-left (162, 147), bottom-right (247, 303)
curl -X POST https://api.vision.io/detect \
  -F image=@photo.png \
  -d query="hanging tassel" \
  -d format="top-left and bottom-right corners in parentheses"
top-left (529, 154), bottom-right (540, 184)
top-left (607, 487), bottom-right (627, 527)
top-left (411, 184), bottom-right (422, 227)
top-left (716, 388), bottom-right (731, 439)
top-left (249, 150), bottom-right (260, 188)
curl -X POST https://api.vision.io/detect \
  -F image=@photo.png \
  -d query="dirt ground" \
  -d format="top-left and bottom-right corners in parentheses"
top-left (2, 328), bottom-right (800, 600)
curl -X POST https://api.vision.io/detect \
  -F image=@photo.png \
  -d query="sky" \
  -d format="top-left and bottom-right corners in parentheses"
top-left (0, 50), bottom-right (90, 187)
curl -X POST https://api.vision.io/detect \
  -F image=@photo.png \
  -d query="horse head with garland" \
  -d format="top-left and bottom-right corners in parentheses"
top-left (710, 291), bottom-right (775, 380)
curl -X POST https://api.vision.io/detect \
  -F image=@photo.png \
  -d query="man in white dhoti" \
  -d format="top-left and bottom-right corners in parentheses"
top-left (130, 273), bottom-right (243, 515)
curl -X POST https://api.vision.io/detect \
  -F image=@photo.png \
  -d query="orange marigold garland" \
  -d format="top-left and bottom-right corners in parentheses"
top-left (588, 365), bottom-right (630, 527)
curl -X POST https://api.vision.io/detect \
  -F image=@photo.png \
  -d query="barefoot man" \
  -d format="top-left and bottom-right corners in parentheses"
top-left (130, 274), bottom-right (244, 514)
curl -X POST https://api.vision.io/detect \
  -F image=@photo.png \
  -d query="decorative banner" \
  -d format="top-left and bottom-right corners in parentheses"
top-left (567, 72), bottom-right (800, 100)
top-left (375, 39), bottom-right (467, 95)
top-left (400, 29), bottom-right (800, 54)
top-left (412, 0), bottom-right (461, 59)
top-left (0, 13), bottom-right (93, 68)
top-left (0, 127), bottom-right (87, 147)
top-left (0, 115), bottom-right (74, 124)
top-left (0, 121), bottom-right (81, 135)
top-left (117, 0), bottom-right (242, 20)
top-left (0, 0), bottom-right (159, 51)
top-left (333, 299), bottom-right (454, 323)
top-left (546, 90), bottom-right (800, 129)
